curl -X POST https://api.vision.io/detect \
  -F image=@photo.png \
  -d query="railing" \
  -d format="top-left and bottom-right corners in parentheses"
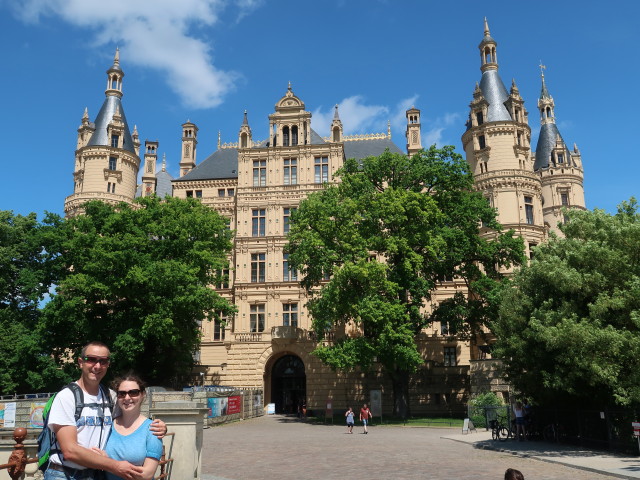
top-left (0, 427), bottom-right (174, 480)
top-left (156, 432), bottom-right (175, 480)
top-left (0, 428), bottom-right (37, 480)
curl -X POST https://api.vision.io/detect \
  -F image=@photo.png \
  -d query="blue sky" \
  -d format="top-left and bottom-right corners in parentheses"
top-left (1, 0), bottom-right (638, 218)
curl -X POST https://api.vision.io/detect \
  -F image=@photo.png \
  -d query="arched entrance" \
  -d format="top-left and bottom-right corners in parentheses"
top-left (271, 354), bottom-right (306, 414)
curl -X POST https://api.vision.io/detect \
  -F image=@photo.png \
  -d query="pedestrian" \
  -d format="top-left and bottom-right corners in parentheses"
top-left (345, 407), bottom-right (354, 433)
top-left (513, 401), bottom-right (527, 441)
top-left (504, 467), bottom-right (524, 480)
top-left (359, 403), bottom-right (372, 434)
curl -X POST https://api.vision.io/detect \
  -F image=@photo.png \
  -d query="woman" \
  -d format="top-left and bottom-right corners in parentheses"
top-left (345, 407), bottom-right (354, 434)
top-left (103, 373), bottom-right (164, 480)
top-left (513, 401), bottom-right (527, 441)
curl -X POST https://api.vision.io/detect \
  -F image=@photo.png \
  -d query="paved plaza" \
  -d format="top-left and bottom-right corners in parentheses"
top-left (201, 415), bottom-right (640, 480)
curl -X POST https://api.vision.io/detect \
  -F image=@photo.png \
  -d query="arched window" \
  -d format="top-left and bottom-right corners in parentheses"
top-left (241, 133), bottom-right (248, 148)
top-left (291, 125), bottom-right (298, 146)
top-left (282, 126), bottom-right (290, 147)
top-left (333, 127), bottom-right (340, 142)
top-left (111, 76), bottom-right (118, 89)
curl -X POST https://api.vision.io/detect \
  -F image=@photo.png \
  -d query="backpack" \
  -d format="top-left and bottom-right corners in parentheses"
top-left (37, 383), bottom-right (114, 472)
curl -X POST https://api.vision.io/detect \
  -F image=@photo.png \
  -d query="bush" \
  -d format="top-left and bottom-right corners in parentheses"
top-left (468, 391), bottom-right (504, 428)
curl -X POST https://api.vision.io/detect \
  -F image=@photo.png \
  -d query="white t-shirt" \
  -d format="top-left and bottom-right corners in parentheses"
top-left (47, 383), bottom-right (116, 469)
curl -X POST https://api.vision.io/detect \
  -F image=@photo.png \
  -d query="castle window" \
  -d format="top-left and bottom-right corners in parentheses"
top-left (528, 243), bottom-right (537, 260)
top-left (478, 135), bottom-right (486, 149)
top-left (283, 303), bottom-right (298, 327)
top-left (241, 133), bottom-right (248, 148)
top-left (476, 112), bottom-right (483, 126)
top-left (251, 253), bottom-right (266, 283)
top-left (283, 253), bottom-right (297, 282)
top-left (227, 188), bottom-right (235, 196)
top-left (517, 132), bottom-right (522, 146)
top-left (524, 196), bottom-right (534, 225)
top-left (111, 135), bottom-right (119, 148)
top-left (218, 189), bottom-right (225, 197)
top-left (111, 75), bottom-right (118, 89)
top-left (283, 207), bottom-right (296, 234)
top-left (195, 190), bottom-right (202, 198)
top-left (215, 268), bottom-right (230, 289)
top-left (291, 126), bottom-right (298, 146)
top-left (557, 153), bottom-right (564, 164)
top-left (546, 107), bottom-right (552, 118)
top-left (444, 347), bottom-right (457, 366)
top-left (250, 304), bottom-right (265, 332)
top-left (284, 158), bottom-right (297, 185)
top-left (314, 156), bottom-right (329, 183)
top-left (252, 209), bottom-right (266, 237)
top-left (333, 127), bottom-right (340, 142)
top-left (283, 126), bottom-right (290, 147)
top-left (108, 156), bottom-right (117, 170)
top-left (253, 160), bottom-right (267, 186)
top-left (186, 190), bottom-right (193, 198)
top-left (213, 314), bottom-right (226, 341)
top-left (561, 193), bottom-right (569, 206)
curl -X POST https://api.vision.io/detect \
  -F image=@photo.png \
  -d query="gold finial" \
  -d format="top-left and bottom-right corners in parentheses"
top-left (217, 130), bottom-right (221, 150)
top-left (484, 17), bottom-right (490, 36)
top-left (539, 61), bottom-right (546, 79)
top-left (288, 81), bottom-right (292, 90)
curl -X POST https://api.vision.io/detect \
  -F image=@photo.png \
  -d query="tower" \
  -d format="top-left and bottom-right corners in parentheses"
top-left (238, 111), bottom-right (252, 149)
top-left (64, 49), bottom-right (141, 217)
top-left (330, 105), bottom-right (343, 143)
top-left (268, 83), bottom-right (311, 148)
top-left (142, 140), bottom-right (158, 197)
top-left (461, 19), bottom-right (545, 258)
top-left (405, 106), bottom-right (422, 156)
top-left (534, 68), bottom-right (586, 233)
top-left (180, 121), bottom-right (198, 177)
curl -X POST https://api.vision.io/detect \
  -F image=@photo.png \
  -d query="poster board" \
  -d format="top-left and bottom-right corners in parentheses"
top-left (370, 389), bottom-right (382, 418)
top-left (227, 395), bottom-right (242, 415)
top-left (0, 403), bottom-right (16, 428)
top-left (207, 397), bottom-right (229, 417)
top-left (30, 402), bottom-right (47, 428)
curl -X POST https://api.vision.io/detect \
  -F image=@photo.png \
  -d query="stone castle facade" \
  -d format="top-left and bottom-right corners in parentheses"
top-left (64, 21), bottom-right (585, 415)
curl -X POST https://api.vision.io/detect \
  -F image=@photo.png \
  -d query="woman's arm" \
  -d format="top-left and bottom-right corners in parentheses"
top-left (137, 457), bottom-right (160, 480)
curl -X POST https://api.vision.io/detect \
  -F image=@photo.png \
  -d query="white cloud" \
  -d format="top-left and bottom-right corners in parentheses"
top-left (12, 0), bottom-right (262, 109)
top-left (423, 112), bottom-right (463, 148)
top-left (312, 96), bottom-right (389, 137)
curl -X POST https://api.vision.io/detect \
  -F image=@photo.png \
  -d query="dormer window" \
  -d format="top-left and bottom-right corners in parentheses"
top-left (291, 125), bottom-right (298, 146)
top-left (476, 112), bottom-right (484, 126)
top-left (111, 134), bottom-right (119, 148)
top-left (108, 156), bottom-right (117, 170)
top-left (283, 126), bottom-right (290, 147)
top-left (546, 107), bottom-right (552, 118)
top-left (557, 152), bottom-right (564, 164)
top-left (478, 135), bottom-right (486, 149)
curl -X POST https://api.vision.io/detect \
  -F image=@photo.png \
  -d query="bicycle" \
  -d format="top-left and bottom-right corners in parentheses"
top-left (542, 422), bottom-right (565, 443)
top-left (489, 419), bottom-right (510, 442)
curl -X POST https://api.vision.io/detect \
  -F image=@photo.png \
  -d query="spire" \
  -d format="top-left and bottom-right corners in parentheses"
top-left (82, 107), bottom-right (90, 125)
top-left (483, 17), bottom-right (490, 37)
top-left (537, 66), bottom-right (555, 124)
top-left (162, 153), bottom-right (167, 172)
top-left (539, 63), bottom-right (551, 100)
top-left (479, 18), bottom-right (498, 73)
top-left (112, 47), bottom-right (121, 71)
top-left (242, 110), bottom-right (249, 125)
top-left (333, 104), bottom-right (340, 120)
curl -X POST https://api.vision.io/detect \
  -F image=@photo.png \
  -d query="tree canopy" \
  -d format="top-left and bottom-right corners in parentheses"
top-left (287, 147), bottom-right (524, 416)
top-left (0, 211), bottom-right (67, 393)
top-left (37, 196), bottom-right (235, 387)
top-left (493, 199), bottom-right (640, 407)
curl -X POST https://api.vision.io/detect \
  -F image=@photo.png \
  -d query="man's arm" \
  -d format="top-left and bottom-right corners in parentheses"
top-left (53, 425), bottom-right (144, 480)
top-left (149, 418), bottom-right (167, 438)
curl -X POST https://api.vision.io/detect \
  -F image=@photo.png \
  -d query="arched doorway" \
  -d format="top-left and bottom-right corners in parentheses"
top-left (271, 354), bottom-right (306, 414)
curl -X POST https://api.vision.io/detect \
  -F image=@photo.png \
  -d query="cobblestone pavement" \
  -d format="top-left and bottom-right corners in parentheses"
top-left (200, 415), bottom-right (622, 480)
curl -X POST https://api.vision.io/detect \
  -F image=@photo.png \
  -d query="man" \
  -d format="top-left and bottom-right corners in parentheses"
top-left (45, 341), bottom-right (166, 480)
top-left (359, 403), bottom-right (372, 434)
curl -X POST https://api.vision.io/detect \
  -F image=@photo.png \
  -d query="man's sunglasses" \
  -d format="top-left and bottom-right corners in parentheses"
top-left (82, 356), bottom-right (111, 366)
top-left (117, 389), bottom-right (142, 399)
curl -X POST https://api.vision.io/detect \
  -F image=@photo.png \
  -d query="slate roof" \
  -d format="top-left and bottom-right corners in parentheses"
top-left (155, 170), bottom-right (174, 197)
top-left (174, 136), bottom-right (403, 183)
top-left (479, 69), bottom-right (512, 122)
top-left (533, 123), bottom-right (573, 171)
top-left (87, 95), bottom-right (136, 154)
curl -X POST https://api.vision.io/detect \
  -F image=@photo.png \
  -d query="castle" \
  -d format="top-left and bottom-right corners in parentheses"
top-left (64, 20), bottom-right (585, 415)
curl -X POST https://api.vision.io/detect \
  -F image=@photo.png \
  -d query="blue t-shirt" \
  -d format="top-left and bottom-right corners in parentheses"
top-left (104, 418), bottom-right (163, 480)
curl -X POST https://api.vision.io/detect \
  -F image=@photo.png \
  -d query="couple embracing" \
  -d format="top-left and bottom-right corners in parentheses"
top-left (44, 341), bottom-right (166, 480)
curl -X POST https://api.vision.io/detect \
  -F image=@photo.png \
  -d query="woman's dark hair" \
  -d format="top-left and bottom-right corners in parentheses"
top-left (111, 371), bottom-right (147, 392)
top-left (504, 468), bottom-right (524, 480)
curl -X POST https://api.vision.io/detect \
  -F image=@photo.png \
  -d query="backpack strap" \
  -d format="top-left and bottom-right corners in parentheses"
top-left (99, 384), bottom-right (114, 412)
top-left (65, 383), bottom-right (85, 421)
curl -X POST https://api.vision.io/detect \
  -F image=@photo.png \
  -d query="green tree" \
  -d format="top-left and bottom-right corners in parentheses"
top-left (493, 199), bottom-right (640, 407)
top-left (287, 147), bottom-right (524, 417)
top-left (41, 196), bottom-right (235, 386)
top-left (0, 211), bottom-right (68, 394)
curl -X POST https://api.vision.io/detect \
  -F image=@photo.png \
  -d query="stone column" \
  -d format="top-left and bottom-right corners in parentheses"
top-left (151, 401), bottom-right (209, 480)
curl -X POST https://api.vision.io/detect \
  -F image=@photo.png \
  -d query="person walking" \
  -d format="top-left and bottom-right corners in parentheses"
top-left (345, 407), bottom-right (354, 434)
top-left (359, 403), bottom-right (372, 434)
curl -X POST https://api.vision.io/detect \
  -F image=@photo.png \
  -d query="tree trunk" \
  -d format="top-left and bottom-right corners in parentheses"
top-left (391, 369), bottom-right (411, 418)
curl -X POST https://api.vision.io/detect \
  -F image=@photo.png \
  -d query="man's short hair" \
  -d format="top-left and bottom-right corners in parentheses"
top-left (505, 468), bottom-right (524, 480)
top-left (81, 341), bottom-right (110, 358)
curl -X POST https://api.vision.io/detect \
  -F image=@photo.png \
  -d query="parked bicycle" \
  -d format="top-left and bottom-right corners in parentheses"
top-left (490, 419), bottom-right (511, 442)
top-left (542, 422), bottom-right (565, 442)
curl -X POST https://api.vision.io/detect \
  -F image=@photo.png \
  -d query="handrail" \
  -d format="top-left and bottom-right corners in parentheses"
top-left (156, 432), bottom-right (175, 480)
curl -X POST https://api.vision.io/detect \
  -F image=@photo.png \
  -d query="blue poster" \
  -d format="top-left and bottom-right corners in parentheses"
top-left (207, 397), bottom-right (228, 417)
